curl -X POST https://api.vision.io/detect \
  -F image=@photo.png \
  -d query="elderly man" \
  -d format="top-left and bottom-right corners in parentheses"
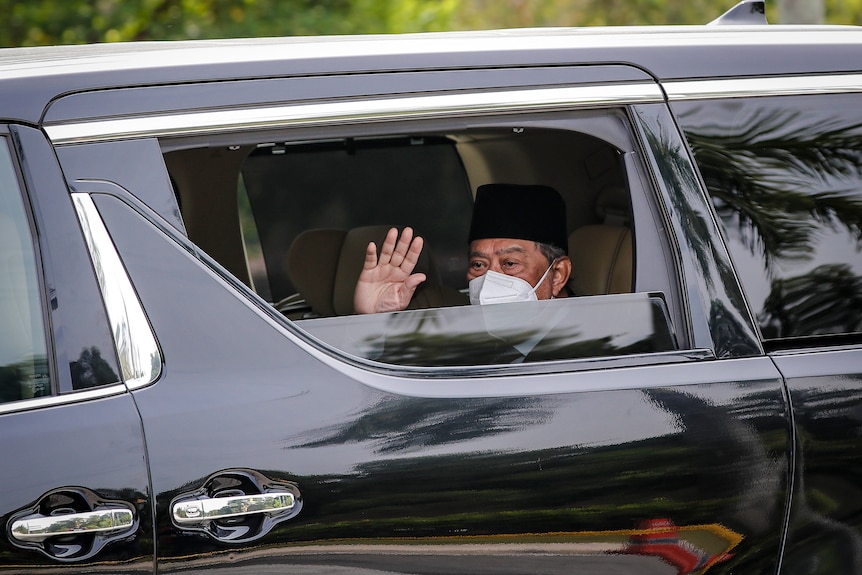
top-left (354, 183), bottom-right (572, 314)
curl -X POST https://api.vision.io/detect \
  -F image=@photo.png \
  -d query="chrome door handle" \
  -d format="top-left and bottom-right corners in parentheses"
top-left (172, 492), bottom-right (295, 524)
top-left (10, 508), bottom-right (135, 543)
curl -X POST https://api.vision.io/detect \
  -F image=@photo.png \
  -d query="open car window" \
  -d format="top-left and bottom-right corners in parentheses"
top-left (164, 110), bottom-right (694, 368)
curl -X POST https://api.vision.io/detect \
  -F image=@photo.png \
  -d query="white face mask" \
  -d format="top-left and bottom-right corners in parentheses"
top-left (468, 263), bottom-right (554, 305)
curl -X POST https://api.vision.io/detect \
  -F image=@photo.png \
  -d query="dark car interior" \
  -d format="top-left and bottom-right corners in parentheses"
top-left (160, 117), bottom-right (666, 366)
top-left (164, 122), bottom-right (635, 320)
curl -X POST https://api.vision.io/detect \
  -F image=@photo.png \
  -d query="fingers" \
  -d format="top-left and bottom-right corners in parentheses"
top-left (354, 227), bottom-right (426, 315)
top-left (378, 227), bottom-right (422, 270)
top-left (361, 240), bottom-right (379, 270)
top-left (377, 227), bottom-right (400, 265)
top-left (391, 227), bottom-right (414, 267)
top-left (401, 233), bottom-right (423, 273)
top-left (404, 272), bottom-right (427, 291)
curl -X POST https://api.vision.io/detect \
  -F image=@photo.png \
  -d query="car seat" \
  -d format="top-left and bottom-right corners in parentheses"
top-left (284, 225), bottom-right (460, 318)
top-left (568, 185), bottom-right (633, 296)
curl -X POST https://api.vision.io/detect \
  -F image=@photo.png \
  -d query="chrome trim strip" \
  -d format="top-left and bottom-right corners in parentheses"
top-left (72, 193), bottom-right (162, 389)
top-left (665, 73), bottom-right (862, 100)
top-left (45, 83), bottom-right (664, 145)
top-left (0, 384), bottom-right (127, 416)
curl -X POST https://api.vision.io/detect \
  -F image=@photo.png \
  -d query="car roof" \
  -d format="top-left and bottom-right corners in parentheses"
top-left (2, 25), bottom-right (861, 124)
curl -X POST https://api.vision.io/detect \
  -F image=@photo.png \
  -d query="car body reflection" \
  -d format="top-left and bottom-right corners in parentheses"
top-left (154, 520), bottom-right (741, 575)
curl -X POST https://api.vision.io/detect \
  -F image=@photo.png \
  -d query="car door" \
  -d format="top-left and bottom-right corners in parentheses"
top-left (0, 126), bottom-right (153, 571)
top-left (49, 67), bottom-right (791, 574)
top-left (670, 85), bottom-right (862, 574)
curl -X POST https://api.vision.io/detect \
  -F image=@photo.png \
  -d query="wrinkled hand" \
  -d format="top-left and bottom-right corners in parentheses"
top-left (354, 227), bottom-right (426, 314)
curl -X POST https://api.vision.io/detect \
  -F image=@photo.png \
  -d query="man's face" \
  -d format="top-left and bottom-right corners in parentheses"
top-left (467, 238), bottom-right (567, 300)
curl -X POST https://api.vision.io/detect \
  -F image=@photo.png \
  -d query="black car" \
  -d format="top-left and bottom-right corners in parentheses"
top-left (1, 2), bottom-right (861, 573)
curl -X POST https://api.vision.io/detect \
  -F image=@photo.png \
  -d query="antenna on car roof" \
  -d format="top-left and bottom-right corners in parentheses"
top-left (708, 0), bottom-right (767, 25)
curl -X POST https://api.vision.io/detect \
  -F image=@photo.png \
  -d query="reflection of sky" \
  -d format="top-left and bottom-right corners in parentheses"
top-left (0, 141), bottom-right (47, 366)
top-left (727, 226), bottom-right (862, 313)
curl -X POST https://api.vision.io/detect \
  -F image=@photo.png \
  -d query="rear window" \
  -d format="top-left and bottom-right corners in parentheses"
top-left (674, 93), bottom-right (862, 344)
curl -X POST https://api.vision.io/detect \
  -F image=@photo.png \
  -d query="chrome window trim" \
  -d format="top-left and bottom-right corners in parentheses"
top-left (0, 384), bottom-right (126, 416)
top-left (43, 74), bottom-right (862, 145)
top-left (72, 193), bottom-right (162, 390)
top-left (665, 73), bottom-right (862, 101)
top-left (45, 83), bottom-right (664, 145)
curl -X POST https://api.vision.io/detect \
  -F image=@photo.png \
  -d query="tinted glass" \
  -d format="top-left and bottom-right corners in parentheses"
top-left (298, 293), bottom-right (677, 367)
top-left (0, 139), bottom-right (50, 402)
top-left (674, 94), bottom-right (862, 341)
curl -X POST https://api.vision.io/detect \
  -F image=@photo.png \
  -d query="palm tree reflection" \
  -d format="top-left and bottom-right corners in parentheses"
top-left (760, 264), bottom-right (862, 338)
top-left (289, 394), bottom-right (554, 454)
top-left (676, 98), bottom-right (862, 338)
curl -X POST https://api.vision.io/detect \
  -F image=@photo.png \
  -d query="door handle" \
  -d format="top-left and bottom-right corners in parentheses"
top-left (10, 508), bottom-right (135, 543)
top-left (172, 492), bottom-right (295, 525)
top-left (169, 469), bottom-right (301, 543)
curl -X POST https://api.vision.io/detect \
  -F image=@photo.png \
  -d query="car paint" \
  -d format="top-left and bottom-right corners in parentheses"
top-left (0, 23), bottom-right (860, 574)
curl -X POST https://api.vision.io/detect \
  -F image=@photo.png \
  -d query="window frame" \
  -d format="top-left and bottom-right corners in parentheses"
top-left (157, 109), bottom-right (710, 373)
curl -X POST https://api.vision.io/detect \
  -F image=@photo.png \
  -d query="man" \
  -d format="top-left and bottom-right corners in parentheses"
top-left (354, 183), bottom-right (572, 314)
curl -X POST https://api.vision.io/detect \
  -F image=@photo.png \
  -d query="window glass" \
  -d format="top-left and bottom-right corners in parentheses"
top-left (0, 139), bottom-right (50, 402)
top-left (674, 94), bottom-right (862, 341)
top-left (299, 293), bottom-right (677, 366)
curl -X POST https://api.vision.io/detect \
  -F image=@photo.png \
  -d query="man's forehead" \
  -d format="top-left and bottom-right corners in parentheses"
top-left (469, 238), bottom-right (539, 257)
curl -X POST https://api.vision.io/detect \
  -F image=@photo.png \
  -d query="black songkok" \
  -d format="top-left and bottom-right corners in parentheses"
top-left (468, 183), bottom-right (568, 254)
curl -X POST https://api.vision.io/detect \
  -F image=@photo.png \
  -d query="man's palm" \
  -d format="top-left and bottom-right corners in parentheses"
top-left (354, 227), bottom-right (426, 314)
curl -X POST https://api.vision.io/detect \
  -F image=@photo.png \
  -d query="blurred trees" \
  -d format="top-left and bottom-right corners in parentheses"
top-left (1, 0), bottom-right (860, 47)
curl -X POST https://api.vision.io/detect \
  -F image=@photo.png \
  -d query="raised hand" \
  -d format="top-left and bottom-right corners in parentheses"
top-left (353, 227), bottom-right (426, 314)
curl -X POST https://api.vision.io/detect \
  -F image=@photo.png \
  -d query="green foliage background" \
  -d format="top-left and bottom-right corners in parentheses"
top-left (2, 0), bottom-right (860, 48)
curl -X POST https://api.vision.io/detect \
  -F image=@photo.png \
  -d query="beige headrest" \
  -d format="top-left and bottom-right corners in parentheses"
top-left (332, 226), bottom-right (443, 315)
top-left (285, 229), bottom-right (347, 317)
top-left (568, 225), bottom-right (633, 296)
top-left (287, 226), bottom-right (445, 317)
top-left (332, 226), bottom-right (392, 316)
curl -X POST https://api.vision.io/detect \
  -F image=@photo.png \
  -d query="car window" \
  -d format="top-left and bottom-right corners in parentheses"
top-left (164, 113), bottom-right (694, 368)
top-left (299, 293), bottom-right (677, 366)
top-left (674, 93), bottom-right (862, 343)
top-left (0, 138), bottom-right (50, 403)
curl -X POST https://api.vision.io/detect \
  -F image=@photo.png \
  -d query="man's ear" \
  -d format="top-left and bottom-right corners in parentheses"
top-left (550, 256), bottom-right (572, 297)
